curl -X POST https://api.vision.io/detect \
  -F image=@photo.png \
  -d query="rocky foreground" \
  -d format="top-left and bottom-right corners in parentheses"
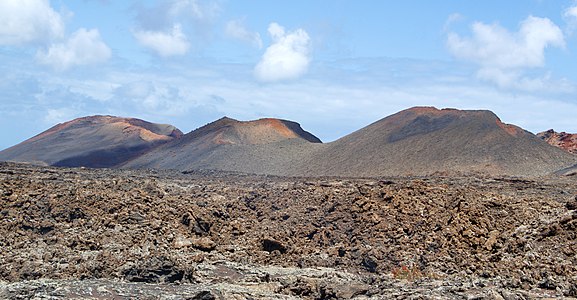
top-left (0, 163), bottom-right (576, 299)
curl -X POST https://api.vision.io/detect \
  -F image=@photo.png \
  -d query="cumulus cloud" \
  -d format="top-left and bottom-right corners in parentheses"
top-left (225, 19), bottom-right (262, 48)
top-left (254, 23), bottom-right (311, 82)
top-left (0, 0), bottom-right (65, 45)
top-left (133, 24), bottom-right (190, 57)
top-left (36, 28), bottom-right (112, 71)
top-left (447, 16), bottom-right (565, 89)
top-left (448, 16), bottom-right (564, 68)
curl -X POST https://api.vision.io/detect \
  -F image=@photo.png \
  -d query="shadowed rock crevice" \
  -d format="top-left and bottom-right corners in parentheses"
top-left (121, 256), bottom-right (193, 284)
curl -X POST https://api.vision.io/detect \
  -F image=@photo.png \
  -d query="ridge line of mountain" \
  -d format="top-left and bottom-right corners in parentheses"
top-left (1, 106), bottom-right (576, 177)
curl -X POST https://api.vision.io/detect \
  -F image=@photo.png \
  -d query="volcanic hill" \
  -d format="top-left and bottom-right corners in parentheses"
top-left (0, 116), bottom-right (182, 168)
top-left (2, 107), bottom-right (576, 177)
top-left (121, 117), bottom-right (322, 173)
top-left (286, 107), bottom-right (577, 177)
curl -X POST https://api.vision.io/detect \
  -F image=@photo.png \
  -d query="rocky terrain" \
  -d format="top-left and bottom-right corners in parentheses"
top-left (1, 162), bottom-right (577, 299)
top-left (538, 130), bottom-right (577, 155)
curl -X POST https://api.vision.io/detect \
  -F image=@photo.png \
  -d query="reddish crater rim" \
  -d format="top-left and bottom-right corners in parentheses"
top-left (495, 118), bottom-right (522, 137)
top-left (538, 130), bottom-right (577, 154)
top-left (24, 115), bottom-right (179, 144)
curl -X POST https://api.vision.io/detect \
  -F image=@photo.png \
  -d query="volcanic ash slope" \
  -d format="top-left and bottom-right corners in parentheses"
top-left (285, 107), bottom-right (577, 177)
top-left (0, 116), bottom-right (182, 168)
top-left (121, 117), bottom-right (323, 175)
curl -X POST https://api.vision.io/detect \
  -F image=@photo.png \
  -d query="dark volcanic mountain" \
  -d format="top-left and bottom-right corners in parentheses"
top-left (537, 129), bottom-right (577, 154)
top-left (0, 116), bottom-right (182, 168)
top-left (121, 117), bottom-right (322, 173)
top-left (125, 107), bottom-right (577, 176)
top-left (2, 107), bottom-right (576, 176)
top-left (284, 107), bottom-right (577, 177)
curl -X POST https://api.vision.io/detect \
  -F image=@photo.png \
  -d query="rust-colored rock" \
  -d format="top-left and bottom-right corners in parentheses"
top-left (538, 129), bottom-right (577, 154)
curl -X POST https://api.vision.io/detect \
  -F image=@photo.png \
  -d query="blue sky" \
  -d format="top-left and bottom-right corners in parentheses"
top-left (1, 0), bottom-right (577, 149)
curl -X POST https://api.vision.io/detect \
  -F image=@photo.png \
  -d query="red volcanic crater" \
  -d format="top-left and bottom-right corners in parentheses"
top-left (538, 129), bottom-right (577, 155)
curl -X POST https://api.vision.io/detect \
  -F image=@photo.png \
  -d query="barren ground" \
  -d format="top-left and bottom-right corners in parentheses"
top-left (0, 162), bottom-right (576, 299)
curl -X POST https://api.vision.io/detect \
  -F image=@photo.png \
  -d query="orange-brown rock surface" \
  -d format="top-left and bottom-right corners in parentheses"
top-left (1, 162), bottom-right (576, 298)
top-left (538, 129), bottom-right (577, 155)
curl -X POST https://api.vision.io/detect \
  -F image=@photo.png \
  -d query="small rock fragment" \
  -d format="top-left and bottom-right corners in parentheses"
top-left (191, 237), bottom-right (216, 252)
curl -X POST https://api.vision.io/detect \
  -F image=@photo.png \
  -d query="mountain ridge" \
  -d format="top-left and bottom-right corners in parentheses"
top-left (281, 106), bottom-right (571, 177)
top-left (120, 116), bottom-right (321, 171)
top-left (1, 107), bottom-right (576, 177)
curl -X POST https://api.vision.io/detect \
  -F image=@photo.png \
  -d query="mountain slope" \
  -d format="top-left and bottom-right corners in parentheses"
top-left (537, 129), bottom-right (577, 154)
top-left (285, 107), bottom-right (577, 176)
top-left (121, 117), bottom-right (322, 173)
top-left (0, 116), bottom-right (182, 168)
top-left (2, 107), bottom-right (576, 177)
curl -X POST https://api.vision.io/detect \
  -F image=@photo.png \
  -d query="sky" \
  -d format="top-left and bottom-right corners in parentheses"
top-left (1, 0), bottom-right (577, 150)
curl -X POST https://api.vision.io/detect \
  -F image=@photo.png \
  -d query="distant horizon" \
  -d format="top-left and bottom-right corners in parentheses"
top-left (2, 1), bottom-right (577, 149)
top-left (1, 105), bottom-right (566, 151)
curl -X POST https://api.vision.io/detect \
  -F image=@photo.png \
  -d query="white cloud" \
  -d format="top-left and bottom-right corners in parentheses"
top-left (447, 16), bottom-right (565, 90)
top-left (133, 0), bottom-right (220, 56)
top-left (133, 24), bottom-right (190, 57)
top-left (36, 28), bottom-right (112, 71)
top-left (112, 80), bottom-right (221, 118)
top-left (476, 68), bottom-right (574, 92)
top-left (0, 0), bottom-right (64, 45)
top-left (567, 5), bottom-right (577, 19)
top-left (254, 23), bottom-right (311, 82)
top-left (565, 4), bottom-right (577, 34)
top-left (448, 16), bottom-right (564, 69)
top-left (444, 13), bottom-right (464, 31)
top-left (171, 0), bottom-right (220, 22)
top-left (135, 0), bottom-right (219, 30)
top-left (225, 19), bottom-right (262, 48)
